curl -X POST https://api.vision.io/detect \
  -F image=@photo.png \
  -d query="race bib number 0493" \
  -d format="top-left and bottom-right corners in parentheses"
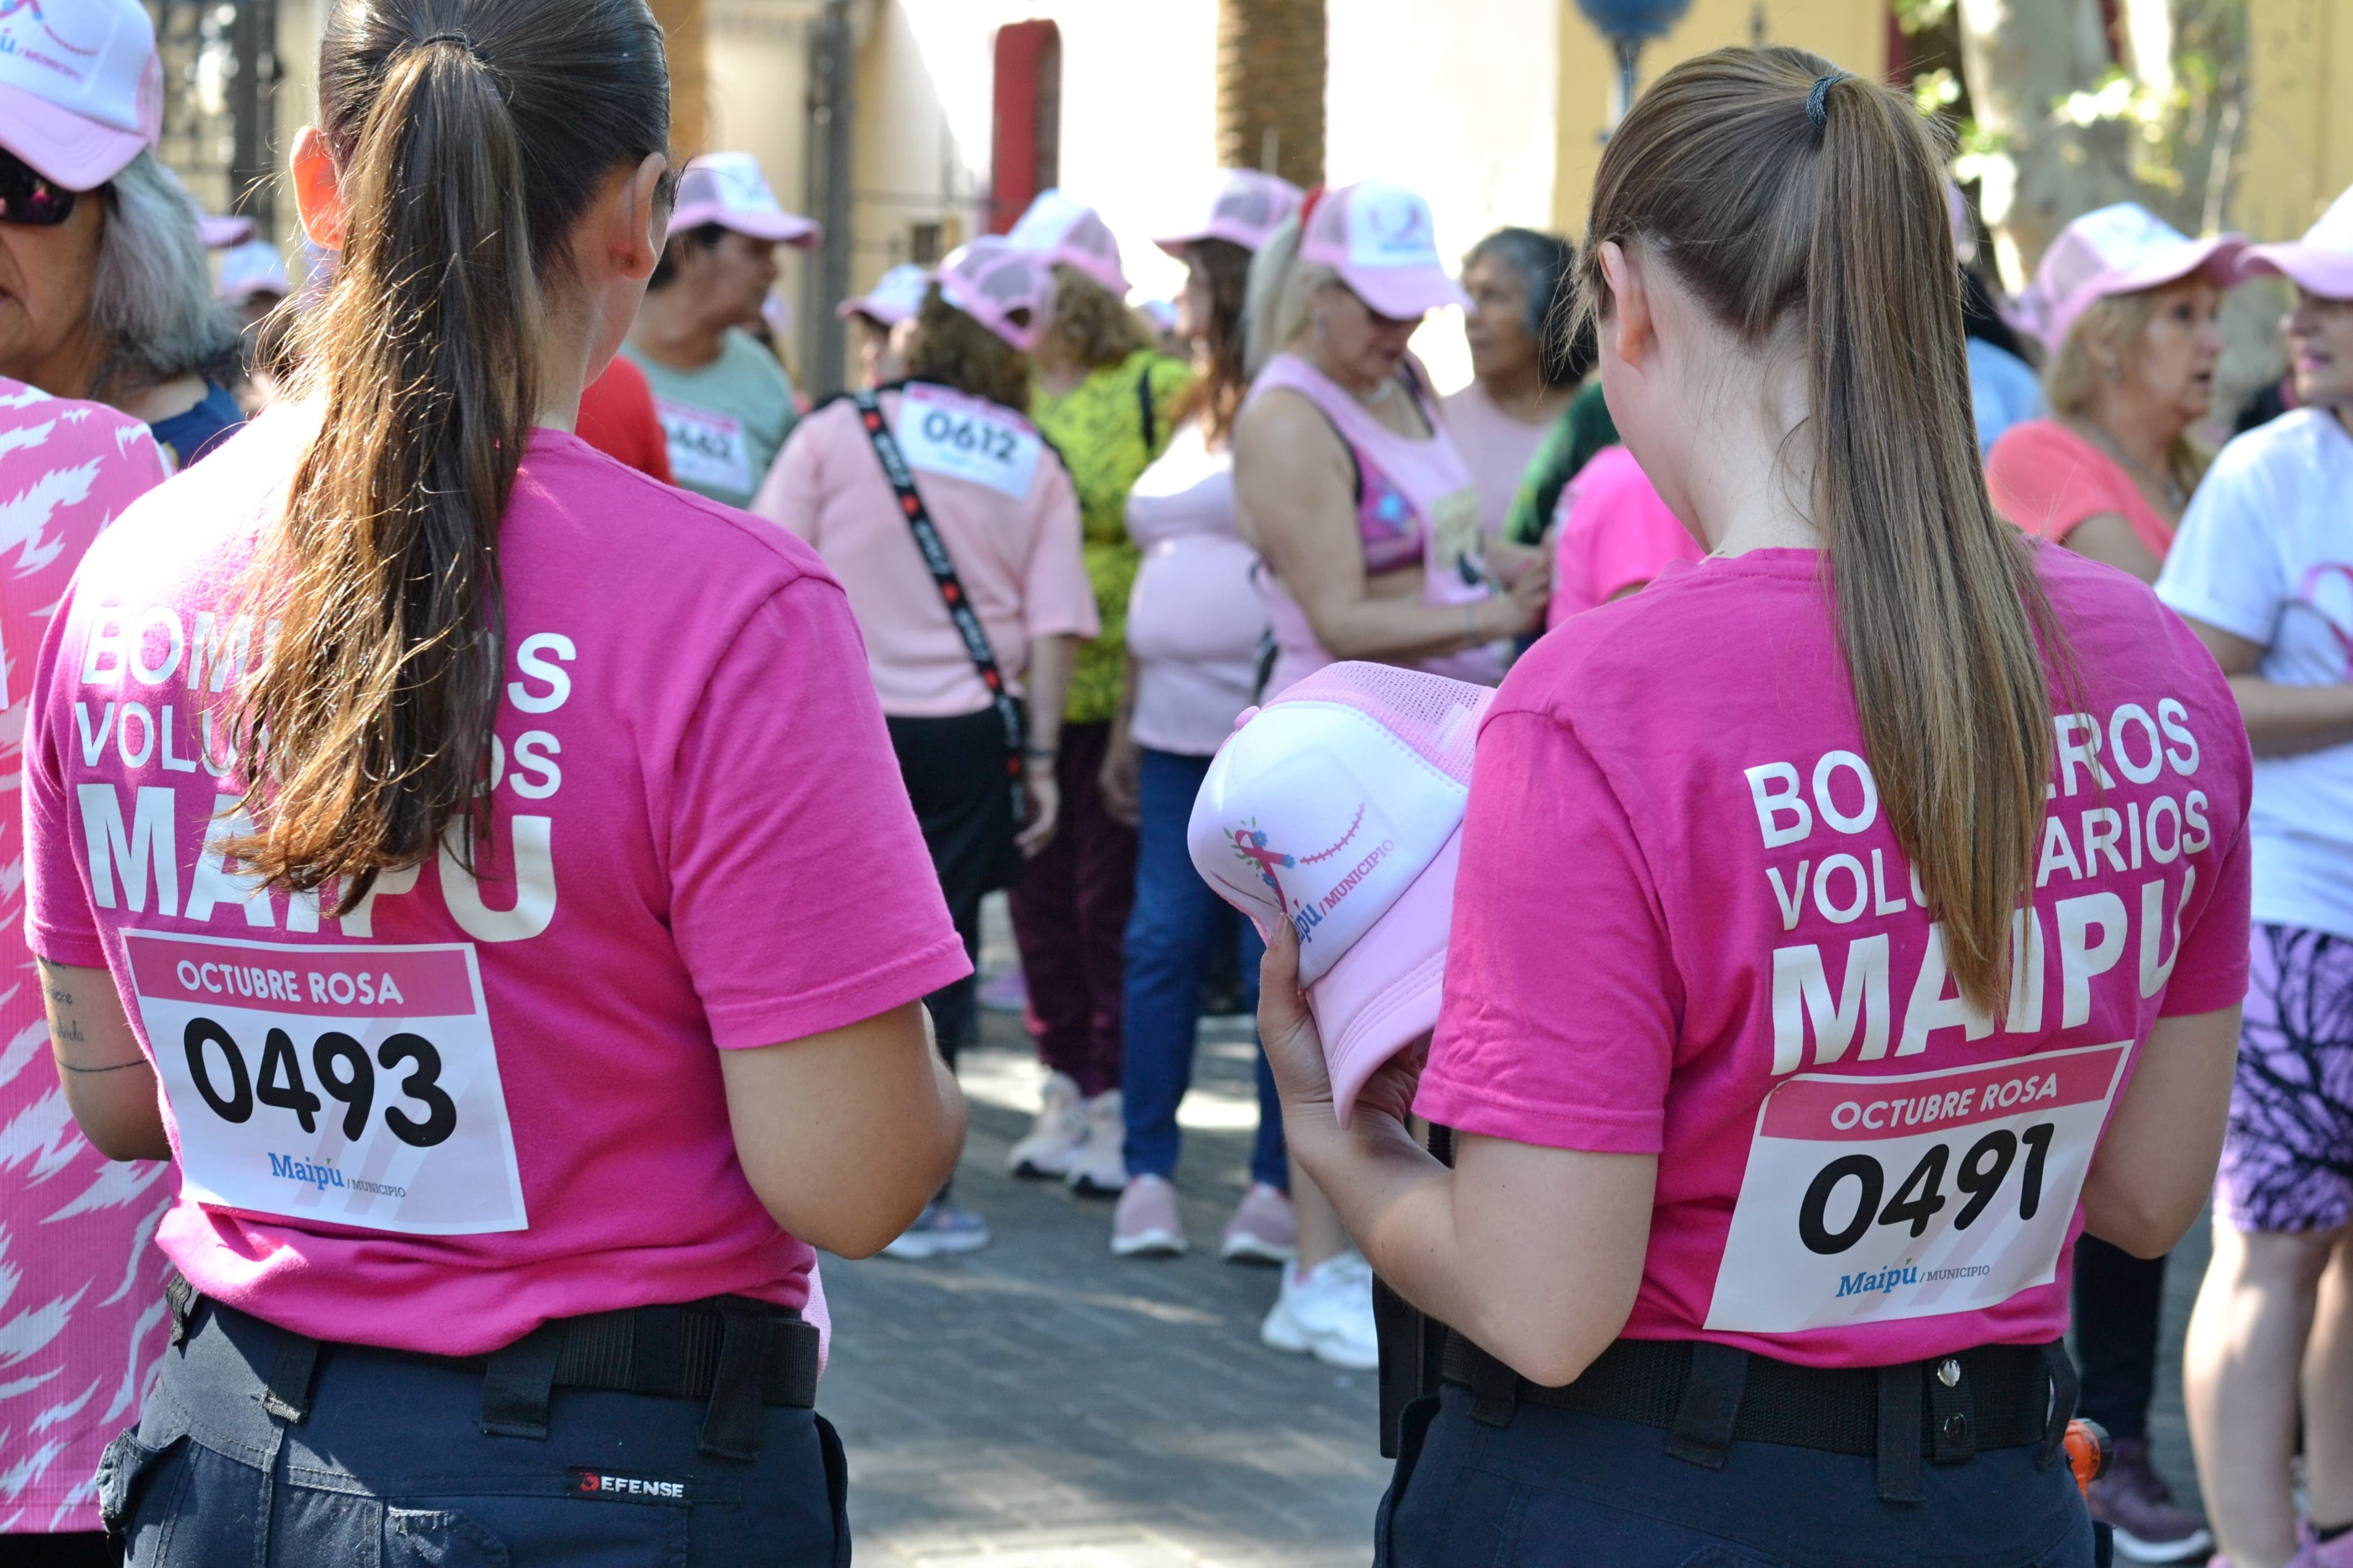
top-left (123, 930), bottom-right (527, 1236)
top-left (1703, 1042), bottom-right (2127, 1334)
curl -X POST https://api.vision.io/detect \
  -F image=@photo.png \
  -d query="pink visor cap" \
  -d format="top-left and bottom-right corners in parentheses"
top-left (936, 237), bottom-right (1055, 353)
top-left (2013, 202), bottom-right (2246, 357)
top-left (1005, 189), bottom-right (1130, 298)
top-left (1188, 663), bottom-right (1494, 1126)
top-left (0, 0), bottom-right (163, 191)
top-left (1156, 169), bottom-right (1304, 258)
top-left (1299, 180), bottom-right (1468, 322)
top-left (669, 153), bottom-right (821, 248)
top-left (2239, 184), bottom-right (2353, 301)
top-left (836, 263), bottom-right (933, 327)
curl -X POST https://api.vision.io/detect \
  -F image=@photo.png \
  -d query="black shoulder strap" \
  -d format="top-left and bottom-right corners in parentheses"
top-left (1137, 364), bottom-right (1158, 455)
top-left (854, 391), bottom-right (1027, 825)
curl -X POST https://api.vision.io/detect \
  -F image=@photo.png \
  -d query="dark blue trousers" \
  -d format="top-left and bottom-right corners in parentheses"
top-left (101, 1300), bottom-right (847, 1566)
top-left (1378, 1386), bottom-right (2098, 1567)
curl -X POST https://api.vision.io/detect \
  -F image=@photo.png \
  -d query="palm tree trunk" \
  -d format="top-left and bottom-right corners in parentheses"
top-left (1216, 0), bottom-right (1325, 189)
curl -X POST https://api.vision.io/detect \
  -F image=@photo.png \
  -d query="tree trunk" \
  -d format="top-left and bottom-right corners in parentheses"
top-left (1216, 0), bottom-right (1325, 189)
top-left (1955, 0), bottom-right (2137, 278)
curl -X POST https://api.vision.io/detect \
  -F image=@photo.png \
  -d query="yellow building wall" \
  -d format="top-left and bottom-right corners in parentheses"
top-left (2238, 0), bottom-right (2353, 243)
top-left (1549, 0), bottom-right (1887, 236)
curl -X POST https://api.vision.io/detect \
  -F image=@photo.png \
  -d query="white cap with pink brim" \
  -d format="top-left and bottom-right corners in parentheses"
top-left (2011, 202), bottom-right (2246, 357)
top-left (936, 237), bottom-right (1055, 353)
top-left (668, 152), bottom-right (821, 248)
top-left (1298, 180), bottom-right (1468, 322)
top-left (1188, 663), bottom-right (1493, 1127)
top-left (2239, 184), bottom-right (2353, 301)
top-left (0, 0), bottom-right (163, 191)
top-left (836, 263), bottom-right (934, 327)
top-left (1156, 169), bottom-right (1304, 258)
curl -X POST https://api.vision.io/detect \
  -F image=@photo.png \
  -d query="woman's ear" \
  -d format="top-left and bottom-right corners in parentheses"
top-left (621, 152), bottom-right (667, 282)
top-left (1596, 241), bottom-right (1653, 372)
top-left (290, 126), bottom-right (346, 252)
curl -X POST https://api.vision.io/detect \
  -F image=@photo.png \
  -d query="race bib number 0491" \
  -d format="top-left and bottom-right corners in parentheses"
top-left (123, 930), bottom-right (527, 1236)
top-left (1703, 1042), bottom-right (2127, 1334)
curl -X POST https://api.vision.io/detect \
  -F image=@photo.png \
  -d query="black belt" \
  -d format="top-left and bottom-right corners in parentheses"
top-left (1441, 1332), bottom-right (2078, 1505)
top-left (166, 1272), bottom-right (818, 1463)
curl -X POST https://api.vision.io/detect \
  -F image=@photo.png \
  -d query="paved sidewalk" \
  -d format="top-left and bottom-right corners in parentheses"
top-left (820, 1010), bottom-right (1387, 1568)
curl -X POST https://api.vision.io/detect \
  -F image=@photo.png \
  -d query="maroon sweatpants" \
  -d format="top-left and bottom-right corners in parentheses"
top-left (1007, 720), bottom-right (1135, 1099)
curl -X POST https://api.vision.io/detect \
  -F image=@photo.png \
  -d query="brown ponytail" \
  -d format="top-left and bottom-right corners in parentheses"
top-left (1576, 47), bottom-right (2068, 1013)
top-left (230, 1), bottom-right (669, 908)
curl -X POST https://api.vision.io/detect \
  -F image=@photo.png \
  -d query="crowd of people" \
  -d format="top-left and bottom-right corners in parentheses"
top-left (1, 1), bottom-right (2348, 1566)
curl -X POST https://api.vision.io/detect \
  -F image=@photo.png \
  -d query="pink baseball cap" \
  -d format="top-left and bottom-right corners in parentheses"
top-left (1005, 189), bottom-right (1130, 298)
top-left (836, 263), bottom-right (933, 327)
top-left (936, 237), bottom-right (1055, 353)
top-left (201, 213), bottom-right (256, 248)
top-left (0, 0), bottom-right (163, 190)
top-left (2012, 202), bottom-right (2246, 357)
top-left (668, 153), bottom-right (821, 248)
top-left (2239, 184), bottom-right (2353, 301)
top-left (1299, 180), bottom-right (1468, 322)
top-left (1156, 169), bottom-right (1304, 258)
top-left (1188, 663), bottom-right (1494, 1127)
top-left (217, 239), bottom-right (290, 304)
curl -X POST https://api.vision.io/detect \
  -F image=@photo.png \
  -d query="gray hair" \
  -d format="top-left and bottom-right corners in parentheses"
top-left (1463, 226), bottom-right (1583, 388)
top-left (89, 152), bottom-right (242, 401)
top-left (1240, 211), bottom-right (1341, 378)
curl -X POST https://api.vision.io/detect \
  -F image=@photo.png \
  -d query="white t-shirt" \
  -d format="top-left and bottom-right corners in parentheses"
top-left (2157, 407), bottom-right (2353, 940)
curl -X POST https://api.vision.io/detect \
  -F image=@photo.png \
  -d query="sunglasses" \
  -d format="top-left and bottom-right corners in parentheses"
top-left (0, 149), bottom-right (80, 228)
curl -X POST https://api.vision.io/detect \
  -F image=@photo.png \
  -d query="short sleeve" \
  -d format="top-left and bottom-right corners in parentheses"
top-left (749, 415), bottom-right (824, 543)
top-left (1021, 458), bottom-right (1101, 642)
top-left (2155, 447), bottom-right (2283, 646)
top-left (23, 575), bottom-right (107, 969)
top-left (1415, 709), bottom-right (1680, 1152)
top-left (1986, 424), bottom-right (2124, 545)
top-left (667, 576), bottom-right (969, 1048)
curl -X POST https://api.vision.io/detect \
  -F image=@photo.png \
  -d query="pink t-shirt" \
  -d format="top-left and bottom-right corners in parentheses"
top-left (1419, 545), bottom-right (2252, 1367)
top-left (751, 385), bottom-right (1097, 719)
top-left (0, 380), bottom-right (170, 1534)
top-left (23, 409), bottom-right (969, 1358)
top-left (1985, 419), bottom-right (2176, 561)
top-left (1124, 419), bottom-right (1267, 756)
top-left (1441, 379), bottom-right (1554, 537)
top-left (1546, 446), bottom-right (1705, 628)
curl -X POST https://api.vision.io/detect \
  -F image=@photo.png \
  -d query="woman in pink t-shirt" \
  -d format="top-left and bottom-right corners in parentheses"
top-left (1544, 443), bottom-right (1705, 628)
top-left (753, 237), bottom-right (1094, 1259)
top-left (1256, 50), bottom-right (2253, 1566)
top-left (23, 5), bottom-right (967, 1561)
top-left (1984, 202), bottom-right (2242, 584)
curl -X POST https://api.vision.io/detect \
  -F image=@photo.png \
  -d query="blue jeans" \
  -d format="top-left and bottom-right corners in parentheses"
top-left (1378, 1388), bottom-right (2097, 1567)
top-left (1121, 747), bottom-right (1287, 1189)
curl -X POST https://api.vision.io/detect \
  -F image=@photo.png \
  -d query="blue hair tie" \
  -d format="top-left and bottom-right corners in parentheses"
top-left (1807, 72), bottom-right (1847, 137)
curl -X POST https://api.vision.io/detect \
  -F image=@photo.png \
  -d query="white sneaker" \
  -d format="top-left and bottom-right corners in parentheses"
top-left (1065, 1088), bottom-right (1127, 1196)
top-left (1007, 1070), bottom-right (1086, 1179)
top-left (1260, 1251), bottom-right (1380, 1370)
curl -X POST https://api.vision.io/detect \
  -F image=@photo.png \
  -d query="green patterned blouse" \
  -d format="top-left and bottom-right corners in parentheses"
top-left (1030, 349), bottom-right (1195, 725)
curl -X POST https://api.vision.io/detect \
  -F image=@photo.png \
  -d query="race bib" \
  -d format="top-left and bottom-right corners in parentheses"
top-left (894, 384), bottom-right (1042, 499)
top-left (123, 930), bottom-right (527, 1236)
top-left (1421, 486), bottom-right (1492, 607)
top-left (655, 400), bottom-right (754, 495)
top-left (1703, 1042), bottom-right (2127, 1333)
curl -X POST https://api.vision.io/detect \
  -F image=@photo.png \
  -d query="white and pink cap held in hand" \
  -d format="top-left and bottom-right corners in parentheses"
top-left (936, 237), bottom-right (1056, 353)
top-left (1005, 188), bottom-right (1131, 298)
top-left (1188, 663), bottom-right (1493, 1127)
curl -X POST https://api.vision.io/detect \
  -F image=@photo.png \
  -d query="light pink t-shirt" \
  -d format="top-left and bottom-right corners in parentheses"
top-left (23, 409), bottom-right (969, 1358)
top-left (1441, 379), bottom-right (1554, 537)
top-left (1546, 445), bottom-right (1705, 628)
top-left (751, 385), bottom-right (1097, 719)
top-left (1420, 545), bottom-right (2252, 1367)
top-left (1985, 419), bottom-right (2177, 562)
top-left (1124, 419), bottom-right (1267, 756)
top-left (1, 380), bottom-right (170, 1534)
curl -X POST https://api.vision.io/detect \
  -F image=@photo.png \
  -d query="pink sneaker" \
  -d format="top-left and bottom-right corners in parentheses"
top-left (1110, 1174), bottom-right (1186, 1256)
top-left (1219, 1182), bottom-right (1297, 1264)
top-left (2291, 1523), bottom-right (2353, 1568)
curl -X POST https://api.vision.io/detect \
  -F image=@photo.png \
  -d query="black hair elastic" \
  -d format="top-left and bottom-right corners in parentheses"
top-left (410, 31), bottom-right (482, 58)
top-left (1807, 72), bottom-right (1847, 137)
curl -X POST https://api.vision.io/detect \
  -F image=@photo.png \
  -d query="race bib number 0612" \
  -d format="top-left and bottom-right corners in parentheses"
top-left (1703, 1042), bottom-right (2127, 1334)
top-left (124, 930), bottom-right (527, 1236)
top-left (895, 384), bottom-right (1042, 499)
